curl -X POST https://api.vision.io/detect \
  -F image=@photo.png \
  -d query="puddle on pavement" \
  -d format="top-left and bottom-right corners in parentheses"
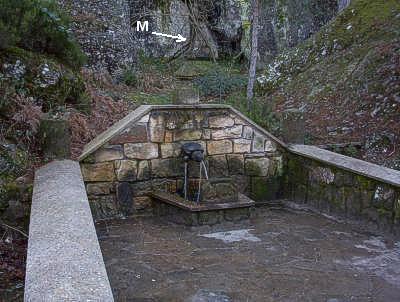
top-left (199, 229), bottom-right (261, 243)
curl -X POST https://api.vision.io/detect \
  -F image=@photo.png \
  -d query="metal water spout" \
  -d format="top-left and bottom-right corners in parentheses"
top-left (197, 160), bottom-right (209, 203)
top-left (201, 160), bottom-right (209, 180)
top-left (181, 142), bottom-right (206, 202)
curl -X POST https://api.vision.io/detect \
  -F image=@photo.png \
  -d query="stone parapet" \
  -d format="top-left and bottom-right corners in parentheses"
top-left (286, 145), bottom-right (400, 234)
top-left (25, 160), bottom-right (113, 301)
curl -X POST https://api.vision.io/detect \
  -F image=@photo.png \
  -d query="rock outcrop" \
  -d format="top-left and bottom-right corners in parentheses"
top-left (256, 0), bottom-right (338, 66)
top-left (58, 0), bottom-right (342, 73)
top-left (58, 0), bottom-right (135, 76)
top-left (258, 0), bottom-right (400, 169)
top-left (129, 0), bottom-right (191, 58)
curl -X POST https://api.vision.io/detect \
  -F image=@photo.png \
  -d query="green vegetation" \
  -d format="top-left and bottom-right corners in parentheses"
top-left (0, 47), bottom-right (89, 113)
top-left (0, 0), bottom-right (89, 221)
top-left (198, 72), bottom-right (245, 98)
top-left (0, 0), bottom-right (86, 69)
top-left (194, 70), bottom-right (246, 100)
top-left (129, 91), bottom-right (172, 105)
top-left (0, 147), bottom-right (30, 181)
top-left (122, 68), bottom-right (138, 87)
top-left (0, 0), bottom-right (88, 113)
top-left (223, 91), bottom-right (281, 136)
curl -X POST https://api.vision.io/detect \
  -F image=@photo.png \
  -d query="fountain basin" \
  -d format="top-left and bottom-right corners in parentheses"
top-left (182, 177), bottom-right (239, 204)
top-left (150, 191), bottom-right (255, 226)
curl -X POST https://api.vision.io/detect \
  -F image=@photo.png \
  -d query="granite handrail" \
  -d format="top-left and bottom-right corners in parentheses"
top-left (24, 160), bottom-right (114, 301)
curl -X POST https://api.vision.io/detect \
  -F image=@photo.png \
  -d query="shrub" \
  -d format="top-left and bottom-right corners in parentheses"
top-left (0, 0), bottom-right (85, 69)
top-left (194, 70), bottom-right (247, 99)
top-left (122, 68), bottom-right (138, 87)
top-left (0, 144), bottom-right (30, 179)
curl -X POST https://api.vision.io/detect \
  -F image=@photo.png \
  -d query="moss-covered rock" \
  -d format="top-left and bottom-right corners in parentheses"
top-left (257, 0), bottom-right (400, 166)
top-left (250, 176), bottom-right (282, 202)
top-left (259, 0), bottom-right (400, 95)
top-left (0, 47), bottom-right (89, 112)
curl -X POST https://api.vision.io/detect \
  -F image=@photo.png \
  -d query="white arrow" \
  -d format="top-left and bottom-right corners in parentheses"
top-left (151, 31), bottom-right (187, 43)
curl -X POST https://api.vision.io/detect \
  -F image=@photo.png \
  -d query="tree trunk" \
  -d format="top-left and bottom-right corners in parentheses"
top-left (246, 0), bottom-right (260, 111)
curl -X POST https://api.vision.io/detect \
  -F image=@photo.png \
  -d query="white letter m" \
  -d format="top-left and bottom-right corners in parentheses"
top-left (136, 21), bottom-right (149, 32)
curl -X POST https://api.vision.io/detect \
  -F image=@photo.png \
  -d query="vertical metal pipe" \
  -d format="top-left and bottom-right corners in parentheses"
top-left (184, 161), bottom-right (188, 201)
top-left (197, 161), bottom-right (202, 203)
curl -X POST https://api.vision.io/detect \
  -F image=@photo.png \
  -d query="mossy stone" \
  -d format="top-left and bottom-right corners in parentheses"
top-left (224, 208), bottom-right (250, 221)
top-left (38, 115), bottom-right (71, 159)
top-left (250, 177), bottom-right (282, 202)
top-left (198, 211), bottom-right (223, 225)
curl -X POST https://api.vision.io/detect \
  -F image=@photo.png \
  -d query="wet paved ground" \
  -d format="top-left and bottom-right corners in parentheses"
top-left (96, 208), bottom-right (400, 302)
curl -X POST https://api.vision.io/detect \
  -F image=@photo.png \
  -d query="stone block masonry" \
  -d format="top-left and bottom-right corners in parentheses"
top-left (78, 105), bottom-right (400, 235)
top-left (80, 106), bottom-right (285, 219)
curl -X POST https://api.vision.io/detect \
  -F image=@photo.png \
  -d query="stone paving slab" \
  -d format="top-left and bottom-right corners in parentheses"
top-left (97, 208), bottom-right (400, 302)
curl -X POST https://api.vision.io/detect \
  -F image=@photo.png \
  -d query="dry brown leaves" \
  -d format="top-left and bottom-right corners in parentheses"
top-left (69, 77), bottom-right (131, 159)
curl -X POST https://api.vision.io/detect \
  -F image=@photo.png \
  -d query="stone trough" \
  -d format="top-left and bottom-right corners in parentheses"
top-left (151, 191), bottom-right (255, 226)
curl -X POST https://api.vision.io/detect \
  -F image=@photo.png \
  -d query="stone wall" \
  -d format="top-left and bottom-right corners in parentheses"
top-left (78, 106), bottom-right (400, 235)
top-left (285, 147), bottom-right (400, 234)
top-left (80, 108), bottom-right (285, 219)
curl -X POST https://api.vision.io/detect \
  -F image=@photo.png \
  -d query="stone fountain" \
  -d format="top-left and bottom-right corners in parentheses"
top-left (79, 104), bottom-right (286, 224)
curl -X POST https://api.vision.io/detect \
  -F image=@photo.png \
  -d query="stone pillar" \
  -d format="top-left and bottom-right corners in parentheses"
top-left (38, 114), bottom-right (71, 159)
top-left (280, 109), bottom-right (305, 144)
top-left (173, 86), bottom-right (200, 105)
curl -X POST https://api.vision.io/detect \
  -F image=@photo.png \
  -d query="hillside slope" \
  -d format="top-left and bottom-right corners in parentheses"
top-left (258, 0), bottom-right (400, 169)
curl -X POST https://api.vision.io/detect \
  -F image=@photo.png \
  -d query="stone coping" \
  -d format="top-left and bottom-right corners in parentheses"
top-left (25, 160), bottom-right (114, 301)
top-left (150, 191), bottom-right (255, 212)
top-left (78, 104), bottom-right (286, 161)
top-left (289, 144), bottom-right (400, 188)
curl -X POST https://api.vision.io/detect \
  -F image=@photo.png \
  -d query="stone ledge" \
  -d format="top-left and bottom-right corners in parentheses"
top-left (289, 144), bottom-right (400, 188)
top-left (25, 160), bottom-right (114, 301)
top-left (150, 191), bottom-right (255, 212)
